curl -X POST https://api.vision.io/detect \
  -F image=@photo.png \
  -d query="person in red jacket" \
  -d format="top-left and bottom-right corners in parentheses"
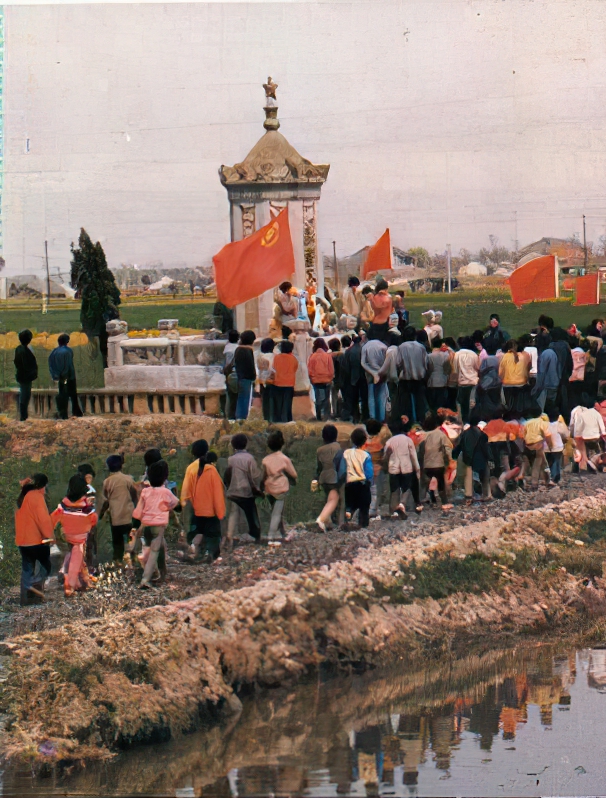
top-left (51, 474), bottom-right (99, 597)
top-left (15, 473), bottom-right (54, 605)
top-left (307, 338), bottom-right (335, 421)
top-left (270, 340), bottom-right (299, 422)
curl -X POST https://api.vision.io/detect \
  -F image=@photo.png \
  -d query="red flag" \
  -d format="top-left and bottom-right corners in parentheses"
top-left (212, 209), bottom-right (295, 308)
top-left (574, 272), bottom-right (600, 306)
top-left (507, 255), bottom-right (558, 307)
top-left (362, 229), bottom-right (391, 278)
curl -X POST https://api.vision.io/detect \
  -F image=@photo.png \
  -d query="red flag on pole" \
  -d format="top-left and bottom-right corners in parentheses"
top-left (574, 272), bottom-right (600, 306)
top-left (362, 229), bottom-right (391, 279)
top-left (507, 255), bottom-right (559, 307)
top-left (212, 209), bottom-right (295, 308)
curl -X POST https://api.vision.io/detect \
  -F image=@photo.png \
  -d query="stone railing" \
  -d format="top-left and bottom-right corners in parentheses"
top-left (0, 388), bottom-right (223, 419)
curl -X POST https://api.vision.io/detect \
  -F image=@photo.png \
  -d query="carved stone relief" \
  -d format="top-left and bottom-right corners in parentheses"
top-left (240, 204), bottom-right (255, 238)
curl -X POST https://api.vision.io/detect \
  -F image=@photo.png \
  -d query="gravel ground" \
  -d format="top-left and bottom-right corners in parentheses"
top-left (2, 470), bottom-right (604, 641)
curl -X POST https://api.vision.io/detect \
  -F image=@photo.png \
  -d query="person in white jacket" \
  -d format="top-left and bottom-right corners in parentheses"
top-left (570, 397), bottom-right (606, 471)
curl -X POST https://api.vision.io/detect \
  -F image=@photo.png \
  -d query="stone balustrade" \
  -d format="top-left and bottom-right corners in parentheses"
top-left (0, 388), bottom-right (223, 419)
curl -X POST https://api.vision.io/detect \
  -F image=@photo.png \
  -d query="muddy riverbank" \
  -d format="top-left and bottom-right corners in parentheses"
top-left (2, 488), bottom-right (606, 764)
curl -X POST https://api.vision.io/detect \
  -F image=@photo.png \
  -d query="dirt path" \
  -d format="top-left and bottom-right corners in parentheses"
top-left (2, 470), bottom-right (605, 641)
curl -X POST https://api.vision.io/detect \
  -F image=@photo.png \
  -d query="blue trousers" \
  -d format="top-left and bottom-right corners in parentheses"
top-left (235, 378), bottom-right (253, 420)
top-left (368, 381), bottom-right (388, 422)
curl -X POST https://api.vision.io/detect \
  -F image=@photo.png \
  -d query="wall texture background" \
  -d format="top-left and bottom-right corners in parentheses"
top-left (4, 0), bottom-right (606, 276)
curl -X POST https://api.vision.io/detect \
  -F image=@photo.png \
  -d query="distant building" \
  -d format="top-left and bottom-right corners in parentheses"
top-left (458, 261), bottom-right (487, 277)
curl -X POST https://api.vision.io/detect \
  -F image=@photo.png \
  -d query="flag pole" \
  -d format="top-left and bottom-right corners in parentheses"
top-left (333, 241), bottom-right (339, 295)
top-left (554, 255), bottom-right (560, 298)
top-left (447, 244), bottom-right (452, 293)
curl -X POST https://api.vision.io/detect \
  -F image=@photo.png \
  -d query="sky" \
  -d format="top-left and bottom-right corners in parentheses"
top-left (4, 0), bottom-right (606, 277)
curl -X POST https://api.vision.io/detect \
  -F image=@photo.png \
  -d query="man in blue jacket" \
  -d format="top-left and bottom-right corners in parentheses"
top-left (48, 334), bottom-right (83, 419)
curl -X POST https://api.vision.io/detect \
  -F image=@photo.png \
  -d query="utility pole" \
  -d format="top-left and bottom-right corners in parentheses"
top-left (447, 244), bottom-right (452, 293)
top-left (333, 240), bottom-right (339, 294)
top-left (583, 214), bottom-right (588, 269)
top-left (44, 240), bottom-right (51, 299)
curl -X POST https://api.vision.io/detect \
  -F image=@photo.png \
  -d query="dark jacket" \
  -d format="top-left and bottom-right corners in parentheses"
top-left (340, 343), bottom-right (363, 386)
top-left (48, 345), bottom-right (75, 381)
top-left (14, 344), bottom-right (38, 384)
top-left (483, 325), bottom-right (510, 356)
top-left (233, 346), bottom-right (256, 381)
top-left (549, 341), bottom-right (573, 381)
top-left (453, 426), bottom-right (491, 470)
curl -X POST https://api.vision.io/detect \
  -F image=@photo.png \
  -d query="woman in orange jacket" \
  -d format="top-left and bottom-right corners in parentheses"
top-left (180, 439), bottom-right (226, 563)
top-left (15, 473), bottom-right (54, 604)
top-left (307, 338), bottom-right (335, 421)
top-left (51, 474), bottom-right (99, 596)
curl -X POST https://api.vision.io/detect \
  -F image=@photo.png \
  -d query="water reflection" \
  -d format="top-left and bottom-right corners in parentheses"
top-left (5, 645), bottom-right (606, 797)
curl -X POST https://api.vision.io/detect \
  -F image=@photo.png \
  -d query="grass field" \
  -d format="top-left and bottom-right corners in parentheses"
top-left (0, 288), bottom-right (602, 389)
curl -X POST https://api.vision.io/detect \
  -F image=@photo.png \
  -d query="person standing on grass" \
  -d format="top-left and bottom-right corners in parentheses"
top-left (483, 313), bottom-right (510, 356)
top-left (396, 326), bottom-right (429, 423)
top-left (361, 336), bottom-right (388, 422)
top-left (99, 454), bottom-right (139, 563)
top-left (222, 329), bottom-right (240, 420)
top-left (256, 338), bottom-right (276, 422)
top-left (14, 329), bottom-right (38, 422)
top-left (15, 473), bottom-right (54, 605)
top-left (340, 335), bottom-right (368, 423)
top-left (261, 429), bottom-right (297, 546)
top-left (426, 338), bottom-right (451, 414)
top-left (270, 340), bottom-right (299, 422)
top-left (48, 333), bottom-right (83, 419)
top-left (328, 338), bottom-right (344, 418)
top-left (307, 338), bottom-right (335, 422)
top-left (226, 330), bottom-right (256, 421)
top-left (453, 337), bottom-right (480, 424)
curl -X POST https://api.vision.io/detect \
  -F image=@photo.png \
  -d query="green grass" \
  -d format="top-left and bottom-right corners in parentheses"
top-left (0, 288), bottom-right (603, 390)
top-left (401, 287), bottom-right (604, 339)
top-left (0, 289), bottom-right (602, 341)
top-left (0, 300), bottom-right (216, 336)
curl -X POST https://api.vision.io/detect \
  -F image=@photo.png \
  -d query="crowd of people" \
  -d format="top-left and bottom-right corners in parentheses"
top-left (12, 275), bottom-right (606, 606)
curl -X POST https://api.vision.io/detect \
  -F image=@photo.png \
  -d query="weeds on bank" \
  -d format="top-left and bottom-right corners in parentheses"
top-left (374, 552), bottom-right (503, 605)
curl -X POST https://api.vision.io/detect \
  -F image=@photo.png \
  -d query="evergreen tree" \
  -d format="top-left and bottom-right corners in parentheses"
top-left (70, 228), bottom-right (121, 367)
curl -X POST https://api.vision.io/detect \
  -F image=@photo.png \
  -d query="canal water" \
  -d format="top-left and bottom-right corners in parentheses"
top-left (2, 644), bottom-right (606, 797)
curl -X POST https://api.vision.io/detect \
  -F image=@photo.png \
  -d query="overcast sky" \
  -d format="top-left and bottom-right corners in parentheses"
top-left (5, 0), bottom-right (606, 276)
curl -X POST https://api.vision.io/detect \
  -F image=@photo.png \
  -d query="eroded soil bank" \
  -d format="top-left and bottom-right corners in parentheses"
top-left (2, 487), bottom-right (606, 764)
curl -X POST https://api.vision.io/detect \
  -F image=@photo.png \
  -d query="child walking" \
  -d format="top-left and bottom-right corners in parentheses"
top-left (335, 427), bottom-right (374, 528)
top-left (315, 424), bottom-right (342, 532)
top-left (15, 473), bottom-right (54, 605)
top-left (261, 430), bottom-right (297, 546)
top-left (224, 433), bottom-right (263, 545)
top-left (180, 439), bottom-right (226, 562)
top-left (51, 474), bottom-right (99, 597)
top-left (383, 421), bottom-right (422, 518)
top-left (131, 460), bottom-right (179, 589)
top-left (99, 454), bottom-right (139, 563)
top-left (452, 408), bottom-right (492, 503)
top-left (362, 418), bottom-right (391, 519)
top-left (546, 406), bottom-right (569, 484)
